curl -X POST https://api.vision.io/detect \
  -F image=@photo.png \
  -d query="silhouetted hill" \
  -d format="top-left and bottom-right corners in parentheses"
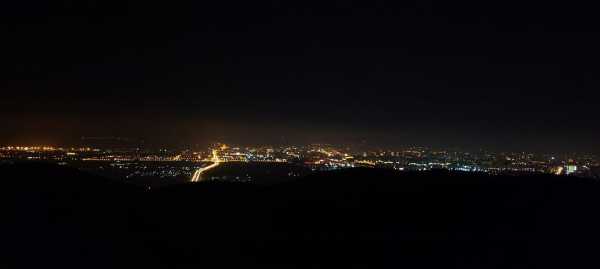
top-left (3, 163), bottom-right (600, 268)
top-left (1, 163), bottom-right (150, 268)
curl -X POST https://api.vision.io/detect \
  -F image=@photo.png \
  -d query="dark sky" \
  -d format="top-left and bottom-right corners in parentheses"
top-left (2, 1), bottom-right (599, 153)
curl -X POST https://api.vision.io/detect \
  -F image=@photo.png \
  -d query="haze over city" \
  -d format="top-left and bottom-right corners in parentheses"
top-left (3, 1), bottom-right (599, 153)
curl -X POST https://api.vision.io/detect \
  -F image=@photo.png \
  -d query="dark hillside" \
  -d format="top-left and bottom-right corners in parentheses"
top-left (3, 163), bottom-right (600, 268)
top-left (0, 163), bottom-right (150, 268)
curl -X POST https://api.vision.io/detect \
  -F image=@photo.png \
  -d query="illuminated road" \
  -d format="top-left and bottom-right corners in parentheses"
top-left (191, 150), bottom-right (221, 182)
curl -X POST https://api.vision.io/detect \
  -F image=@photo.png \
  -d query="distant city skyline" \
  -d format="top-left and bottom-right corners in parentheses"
top-left (2, 142), bottom-right (598, 185)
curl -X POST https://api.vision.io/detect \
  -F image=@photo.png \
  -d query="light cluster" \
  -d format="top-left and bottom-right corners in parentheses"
top-left (2, 143), bottom-right (599, 185)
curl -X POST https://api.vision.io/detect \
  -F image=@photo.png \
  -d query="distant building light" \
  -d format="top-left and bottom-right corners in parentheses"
top-left (566, 165), bottom-right (578, 175)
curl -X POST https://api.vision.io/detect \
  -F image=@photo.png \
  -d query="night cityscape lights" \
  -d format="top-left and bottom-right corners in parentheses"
top-left (2, 143), bottom-right (598, 188)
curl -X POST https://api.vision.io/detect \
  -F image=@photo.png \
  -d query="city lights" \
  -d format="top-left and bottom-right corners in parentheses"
top-left (1, 143), bottom-right (599, 185)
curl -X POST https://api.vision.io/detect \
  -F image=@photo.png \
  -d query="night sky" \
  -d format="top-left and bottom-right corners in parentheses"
top-left (2, 1), bottom-right (599, 153)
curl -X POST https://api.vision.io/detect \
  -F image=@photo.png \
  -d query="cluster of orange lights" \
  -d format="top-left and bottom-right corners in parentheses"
top-left (1, 146), bottom-right (94, 152)
top-left (1, 146), bottom-right (57, 151)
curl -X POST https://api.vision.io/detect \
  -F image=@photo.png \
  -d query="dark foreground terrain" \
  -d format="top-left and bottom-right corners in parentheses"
top-left (3, 162), bottom-right (600, 268)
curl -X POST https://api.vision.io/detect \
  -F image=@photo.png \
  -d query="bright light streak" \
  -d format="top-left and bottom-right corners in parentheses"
top-left (191, 149), bottom-right (221, 182)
